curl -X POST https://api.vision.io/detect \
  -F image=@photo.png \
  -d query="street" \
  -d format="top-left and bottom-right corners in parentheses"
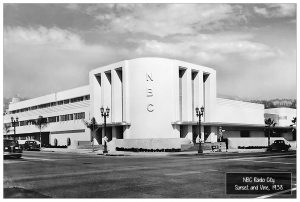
top-left (3, 150), bottom-right (297, 198)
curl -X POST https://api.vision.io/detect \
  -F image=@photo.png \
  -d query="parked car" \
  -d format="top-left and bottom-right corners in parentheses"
top-left (269, 140), bottom-right (291, 152)
top-left (4, 139), bottom-right (22, 158)
top-left (23, 140), bottom-right (41, 151)
top-left (16, 140), bottom-right (27, 150)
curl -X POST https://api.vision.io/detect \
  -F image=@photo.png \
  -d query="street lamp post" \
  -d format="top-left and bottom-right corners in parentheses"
top-left (100, 106), bottom-right (110, 154)
top-left (11, 117), bottom-right (19, 141)
top-left (195, 106), bottom-right (204, 154)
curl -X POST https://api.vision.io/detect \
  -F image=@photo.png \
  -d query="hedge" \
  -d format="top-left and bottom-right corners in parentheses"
top-left (238, 146), bottom-right (269, 149)
top-left (116, 147), bottom-right (181, 152)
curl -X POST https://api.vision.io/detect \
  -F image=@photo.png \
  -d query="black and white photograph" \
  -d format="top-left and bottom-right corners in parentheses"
top-left (2, 2), bottom-right (297, 199)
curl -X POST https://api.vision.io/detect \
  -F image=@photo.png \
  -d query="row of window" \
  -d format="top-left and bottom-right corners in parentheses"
top-left (5, 112), bottom-right (86, 127)
top-left (10, 95), bottom-right (90, 114)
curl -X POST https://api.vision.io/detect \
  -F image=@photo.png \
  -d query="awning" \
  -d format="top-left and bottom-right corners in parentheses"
top-left (95, 122), bottom-right (131, 128)
top-left (171, 121), bottom-right (294, 130)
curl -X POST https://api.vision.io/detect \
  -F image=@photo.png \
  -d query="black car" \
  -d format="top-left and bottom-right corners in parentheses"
top-left (4, 139), bottom-right (22, 158)
top-left (23, 140), bottom-right (40, 151)
top-left (269, 140), bottom-right (291, 152)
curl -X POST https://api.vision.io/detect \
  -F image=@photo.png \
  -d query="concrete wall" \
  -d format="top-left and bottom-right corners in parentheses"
top-left (109, 138), bottom-right (192, 150)
top-left (215, 98), bottom-right (264, 125)
top-left (50, 131), bottom-right (88, 146)
top-left (228, 137), bottom-right (290, 149)
top-left (126, 58), bottom-right (177, 139)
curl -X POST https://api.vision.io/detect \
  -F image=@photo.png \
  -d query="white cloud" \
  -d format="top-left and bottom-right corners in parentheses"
top-left (253, 7), bottom-right (268, 16)
top-left (134, 33), bottom-right (280, 63)
top-left (89, 4), bottom-right (243, 37)
top-left (3, 26), bottom-right (131, 98)
top-left (4, 26), bottom-right (84, 50)
top-left (254, 4), bottom-right (296, 18)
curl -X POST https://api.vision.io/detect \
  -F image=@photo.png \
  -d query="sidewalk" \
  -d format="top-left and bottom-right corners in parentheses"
top-left (41, 148), bottom-right (101, 154)
top-left (40, 147), bottom-right (259, 157)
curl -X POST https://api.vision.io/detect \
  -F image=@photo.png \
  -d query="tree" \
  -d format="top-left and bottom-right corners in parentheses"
top-left (83, 117), bottom-right (99, 152)
top-left (291, 117), bottom-right (296, 126)
top-left (290, 117), bottom-right (296, 140)
top-left (3, 123), bottom-right (10, 136)
top-left (31, 116), bottom-right (48, 147)
top-left (265, 118), bottom-right (276, 148)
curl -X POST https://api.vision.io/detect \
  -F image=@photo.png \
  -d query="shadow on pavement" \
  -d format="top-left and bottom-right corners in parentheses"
top-left (4, 187), bottom-right (51, 198)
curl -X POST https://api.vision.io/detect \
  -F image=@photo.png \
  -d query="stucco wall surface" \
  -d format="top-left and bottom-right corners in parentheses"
top-left (215, 98), bottom-right (264, 125)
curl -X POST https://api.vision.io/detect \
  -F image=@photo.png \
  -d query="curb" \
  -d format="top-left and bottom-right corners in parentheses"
top-left (40, 148), bottom-right (295, 157)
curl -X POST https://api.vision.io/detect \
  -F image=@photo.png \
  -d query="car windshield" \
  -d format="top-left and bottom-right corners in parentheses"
top-left (4, 140), bottom-right (18, 147)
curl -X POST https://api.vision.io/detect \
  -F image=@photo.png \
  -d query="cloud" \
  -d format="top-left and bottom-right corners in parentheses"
top-left (133, 33), bottom-right (280, 63)
top-left (3, 3), bottom-right (295, 100)
top-left (254, 4), bottom-right (296, 18)
top-left (3, 26), bottom-right (131, 98)
top-left (4, 26), bottom-right (84, 50)
top-left (78, 4), bottom-right (245, 37)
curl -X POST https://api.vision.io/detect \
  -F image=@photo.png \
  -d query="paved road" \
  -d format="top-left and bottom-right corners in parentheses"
top-left (3, 150), bottom-right (296, 198)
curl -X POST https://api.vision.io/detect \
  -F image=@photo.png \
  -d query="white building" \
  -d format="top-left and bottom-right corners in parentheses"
top-left (4, 86), bottom-right (90, 146)
top-left (265, 108), bottom-right (296, 127)
top-left (3, 58), bottom-right (295, 150)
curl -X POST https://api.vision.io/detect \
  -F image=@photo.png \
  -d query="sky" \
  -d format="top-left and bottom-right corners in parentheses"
top-left (3, 3), bottom-right (297, 100)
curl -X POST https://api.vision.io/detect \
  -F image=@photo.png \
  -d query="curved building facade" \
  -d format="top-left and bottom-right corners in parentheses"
top-left (4, 58), bottom-right (293, 150)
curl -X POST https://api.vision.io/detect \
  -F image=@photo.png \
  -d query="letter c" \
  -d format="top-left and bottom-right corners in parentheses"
top-left (147, 104), bottom-right (154, 112)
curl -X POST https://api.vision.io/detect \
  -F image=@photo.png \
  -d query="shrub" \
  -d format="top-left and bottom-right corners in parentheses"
top-left (115, 147), bottom-right (181, 152)
top-left (238, 146), bottom-right (269, 149)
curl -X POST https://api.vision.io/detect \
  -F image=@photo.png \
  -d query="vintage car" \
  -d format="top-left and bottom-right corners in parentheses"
top-left (4, 139), bottom-right (22, 158)
top-left (269, 140), bottom-right (291, 152)
top-left (23, 140), bottom-right (41, 151)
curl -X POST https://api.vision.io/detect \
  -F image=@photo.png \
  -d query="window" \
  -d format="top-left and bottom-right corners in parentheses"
top-left (31, 106), bottom-right (38, 110)
top-left (64, 99), bottom-right (70, 104)
top-left (71, 96), bottom-right (84, 103)
top-left (58, 101), bottom-right (63, 105)
top-left (60, 114), bottom-right (69, 121)
top-left (74, 112), bottom-right (85, 120)
top-left (48, 116), bottom-right (57, 123)
top-left (240, 130), bottom-right (250, 137)
top-left (51, 102), bottom-right (57, 107)
top-left (60, 115), bottom-right (65, 121)
top-left (84, 95), bottom-right (90, 100)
